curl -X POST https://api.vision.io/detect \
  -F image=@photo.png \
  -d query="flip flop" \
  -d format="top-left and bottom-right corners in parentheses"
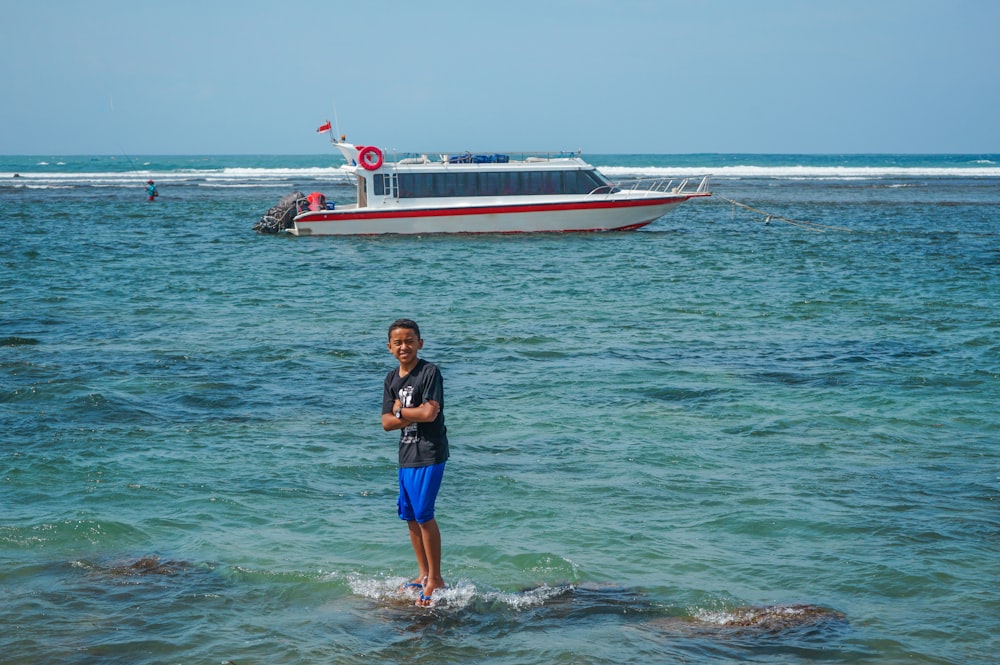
top-left (416, 585), bottom-right (446, 607)
top-left (398, 577), bottom-right (426, 593)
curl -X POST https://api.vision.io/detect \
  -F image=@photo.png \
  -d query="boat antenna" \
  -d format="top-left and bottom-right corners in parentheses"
top-left (332, 103), bottom-right (342, 144)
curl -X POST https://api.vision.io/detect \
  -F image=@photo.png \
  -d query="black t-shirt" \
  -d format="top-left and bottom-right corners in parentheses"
top-left (382, 359), bottom-right (449, 468)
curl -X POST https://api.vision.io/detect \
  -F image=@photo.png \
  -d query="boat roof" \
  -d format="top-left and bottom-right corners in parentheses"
top-left (332, 139), bottom-right (593, 171)
top-left (393, 155), bottom-right (593, 171)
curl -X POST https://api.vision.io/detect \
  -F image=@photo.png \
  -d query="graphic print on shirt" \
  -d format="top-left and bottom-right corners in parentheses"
top-left (398, 385), bottom-right (418, 443)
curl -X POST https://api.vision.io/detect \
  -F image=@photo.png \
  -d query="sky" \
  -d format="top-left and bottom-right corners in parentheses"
top-left (2, 0), bottom-right (998, 155)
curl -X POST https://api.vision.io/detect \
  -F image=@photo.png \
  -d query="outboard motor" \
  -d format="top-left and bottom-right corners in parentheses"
top-left (253, 190), bottom-right (308, 233)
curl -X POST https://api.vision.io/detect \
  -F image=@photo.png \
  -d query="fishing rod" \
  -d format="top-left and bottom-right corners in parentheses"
top-left (110, 93), bottom-right (156, 191)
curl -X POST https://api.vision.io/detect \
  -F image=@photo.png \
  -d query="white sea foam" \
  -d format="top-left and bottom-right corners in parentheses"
top-left (347, 575), bottom-right (571, 611)
top-left (0, 165), bottom-right (353, 189)
top-left (599, 165), bottom-right (1000, 179)
top-left (4, 162), bottom-right (998, 189)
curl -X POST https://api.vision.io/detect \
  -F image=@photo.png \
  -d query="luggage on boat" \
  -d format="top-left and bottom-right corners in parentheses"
top-left (445, 153), bottom-right (509, 164)
top-left (307, 192), bottom-right (326, 211)
top-left (253, 190), bottom-right (308, 233)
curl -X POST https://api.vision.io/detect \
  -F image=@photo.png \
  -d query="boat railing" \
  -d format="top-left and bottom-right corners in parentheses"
top-left (387, 149), bottom-right (583, 164)
top-left (603, 174), bottom-right (712, 197)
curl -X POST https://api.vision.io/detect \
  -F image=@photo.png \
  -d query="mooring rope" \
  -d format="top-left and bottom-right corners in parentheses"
top-left (714, 196), bottom-right (852, 233)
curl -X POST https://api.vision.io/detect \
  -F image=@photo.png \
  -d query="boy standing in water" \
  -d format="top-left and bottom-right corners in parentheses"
top-left (381, 319), bottom-right (449, 607)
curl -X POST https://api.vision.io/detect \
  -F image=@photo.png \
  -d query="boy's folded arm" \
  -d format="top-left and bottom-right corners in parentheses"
top-left (382, 412), bottom-right (405, 431)
top-left (404, 400), bottom-right (440, 423)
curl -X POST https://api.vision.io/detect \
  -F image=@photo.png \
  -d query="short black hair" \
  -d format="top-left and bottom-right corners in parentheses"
top-left (388, 318), bottom-right (421, 340)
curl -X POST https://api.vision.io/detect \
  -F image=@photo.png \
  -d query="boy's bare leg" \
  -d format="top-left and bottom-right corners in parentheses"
top-left (416, 518), bottom-right (445, 605)
top-left (406, 520), bottom-right (430, 586)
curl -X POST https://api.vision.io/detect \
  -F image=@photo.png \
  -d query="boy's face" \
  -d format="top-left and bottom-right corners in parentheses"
top-left (388, 327), bottom-right (423, 367)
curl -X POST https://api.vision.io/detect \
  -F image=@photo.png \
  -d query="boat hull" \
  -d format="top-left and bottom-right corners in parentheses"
top-left (288, 194), bottom-right (707, 236)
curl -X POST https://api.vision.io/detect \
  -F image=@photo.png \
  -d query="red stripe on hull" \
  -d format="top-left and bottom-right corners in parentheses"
top-left (441, 220), bottom-right (654, 235)
top-left (296, 195), bottom-right (701, 223)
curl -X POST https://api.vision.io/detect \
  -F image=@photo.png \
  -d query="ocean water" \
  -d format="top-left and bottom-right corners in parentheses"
top-left (2, 152), bottom-right (998, 664)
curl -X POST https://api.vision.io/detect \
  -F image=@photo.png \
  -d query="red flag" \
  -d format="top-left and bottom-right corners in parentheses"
top-left (316, 121), bottom-right (332, 133)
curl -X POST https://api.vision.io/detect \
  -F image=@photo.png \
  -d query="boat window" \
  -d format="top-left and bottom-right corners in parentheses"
top-left (580, 168), bottom-right (619, 193)
top-left (498, 172), bottom-right (515, 195)
top-left (394, 168), bottom-right (614, 199)
top-left (525, 171), bottom-right (543, 195)
top-left (374, 173), bottom-right (397, 197)
top-left (456, 172), bottom-right (478, 197)
top-left (480, 172), bottom-right (499, 196)
top-left (540, 171), bottom-right (560, 195)
top-left (432, 173), bottom-right (458, 197)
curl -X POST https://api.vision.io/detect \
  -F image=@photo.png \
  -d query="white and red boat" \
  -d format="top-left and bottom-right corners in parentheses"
top-left (282, 134), bottom-right (710, 236)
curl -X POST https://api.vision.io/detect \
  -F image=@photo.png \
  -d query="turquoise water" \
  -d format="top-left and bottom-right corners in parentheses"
top-left (2, 154), bottom-right (998, 663)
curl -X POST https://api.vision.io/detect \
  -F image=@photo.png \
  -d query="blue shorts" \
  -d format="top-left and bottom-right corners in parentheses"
top-left (398, 462), bottom-right (446, 524)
